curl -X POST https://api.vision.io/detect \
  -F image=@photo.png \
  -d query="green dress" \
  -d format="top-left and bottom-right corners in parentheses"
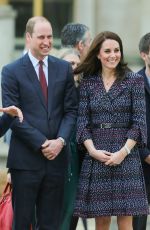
top-left (60, 130), bottom-right (80, 230)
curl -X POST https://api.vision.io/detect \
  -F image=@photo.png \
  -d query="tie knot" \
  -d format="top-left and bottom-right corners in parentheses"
top-left (39, 60), bottom-right (44, 66)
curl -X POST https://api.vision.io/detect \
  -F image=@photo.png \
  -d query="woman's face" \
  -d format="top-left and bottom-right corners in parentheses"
top-left (97, 39), bottom-right (121, 70)
top-left (63, 53), bottom-right (80, 70)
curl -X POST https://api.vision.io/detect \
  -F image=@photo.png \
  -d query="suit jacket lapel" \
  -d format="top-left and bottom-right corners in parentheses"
top-left (22, 54), bottom-right (47, 110)
top-left (138, 67), bottom-right (150, 95)
top-left (47, 56), bottom-right (58, 118)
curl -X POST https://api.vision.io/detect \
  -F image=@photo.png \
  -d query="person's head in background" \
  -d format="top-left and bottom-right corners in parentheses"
top-left (59, 48), bottom-right (80, 86)
top-left (61, 23), bottom-right (91, 61)
top-left (139, 33), bottom-right (150, 73)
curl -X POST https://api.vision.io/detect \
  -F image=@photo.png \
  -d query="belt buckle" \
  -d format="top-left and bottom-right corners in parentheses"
top-left (104, 123), bottom-right (111, 128)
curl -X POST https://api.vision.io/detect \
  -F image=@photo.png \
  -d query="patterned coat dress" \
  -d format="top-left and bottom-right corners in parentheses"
top-left (74, 71), bottom-right (149, 217)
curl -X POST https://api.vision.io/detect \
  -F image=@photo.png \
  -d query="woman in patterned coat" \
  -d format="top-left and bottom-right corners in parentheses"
top-left (73, 31), bottom-right (149, 230)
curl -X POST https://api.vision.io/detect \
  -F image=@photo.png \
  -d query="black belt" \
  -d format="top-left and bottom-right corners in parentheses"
top-left (92, 123), bottom-right (130, 129)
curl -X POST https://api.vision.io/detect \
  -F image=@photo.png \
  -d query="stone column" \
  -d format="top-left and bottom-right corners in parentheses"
top-left (73, 0), bottom-right (96, 37)
top-left (33, 0), bottom-right (43, 16)
top-left (0, 4), bottom-right (16, 71)
top-left (0, 4), bottom-right (16, 152)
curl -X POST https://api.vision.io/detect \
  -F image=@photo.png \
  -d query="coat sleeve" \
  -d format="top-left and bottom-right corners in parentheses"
top-left (76, 78), bottom-right (92, 144)
top-left (56, 64), bottom-right (78, 142)
top-left (0, 114), bottom-right (13, 137)
top-left (126, 73), bottom-right (147, 147)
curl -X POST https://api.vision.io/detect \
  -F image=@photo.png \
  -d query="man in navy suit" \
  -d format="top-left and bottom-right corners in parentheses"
top-left (133, 33), bottom-right (150, 230)
top-left (1, 16), bottom-right (78, 230)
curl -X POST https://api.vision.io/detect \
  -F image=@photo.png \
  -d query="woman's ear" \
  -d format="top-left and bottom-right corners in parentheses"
top-left (97, 54), bottom-right (100, 60)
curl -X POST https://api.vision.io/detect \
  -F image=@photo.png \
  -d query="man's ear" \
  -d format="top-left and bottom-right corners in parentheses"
top-left (26, 32), bottom-right (31, 42)
top-left (140, 52), bottom-right (147, 61)
top-left (77, 40), bottom-right (84, 52)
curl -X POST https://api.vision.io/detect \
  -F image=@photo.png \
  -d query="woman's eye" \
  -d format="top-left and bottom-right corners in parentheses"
top-left (105, 50), bottom-right (110, 53)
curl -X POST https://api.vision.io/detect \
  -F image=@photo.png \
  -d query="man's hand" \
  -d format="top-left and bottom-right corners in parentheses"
top-left (41, 138), bottom-right (64, 160)
top-left (0, 105), bottom-right (23, 122)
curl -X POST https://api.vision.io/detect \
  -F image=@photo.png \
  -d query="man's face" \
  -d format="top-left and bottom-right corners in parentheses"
top-left (27, 21), bottom-right (53, 60)
top-left (78, 31), bottom-right (92, 60)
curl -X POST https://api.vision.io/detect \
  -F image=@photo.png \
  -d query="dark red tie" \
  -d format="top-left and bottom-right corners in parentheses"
top-left (39, 61), bottom-right (48, 104)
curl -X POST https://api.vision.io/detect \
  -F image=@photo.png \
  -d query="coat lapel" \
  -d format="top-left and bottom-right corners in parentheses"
top-left (97, 75), bottom-right (127, 110)
top-left (108, 79), bottom-right (127, 102)
top-left (22, 54), bottom-right (47, 110)
top-left (95, 77), bottom-right (112, 111)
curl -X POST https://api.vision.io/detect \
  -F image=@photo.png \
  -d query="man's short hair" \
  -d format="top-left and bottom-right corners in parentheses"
top-left (139, 32), bottom-right (150, 54)
top-left (26, 16), bottom-right (50, 35)
top-left (61, 23), bottom-right (89, 48)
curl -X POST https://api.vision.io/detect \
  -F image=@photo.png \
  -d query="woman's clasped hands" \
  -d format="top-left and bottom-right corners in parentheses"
top-left (90, 148), bottom-right (127, 166)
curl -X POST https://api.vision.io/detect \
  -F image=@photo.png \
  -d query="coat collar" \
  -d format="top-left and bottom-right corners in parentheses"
top-left (88, 74), bottom-right (127, 112)
top-left (98, 74), bottom-right (127, 101)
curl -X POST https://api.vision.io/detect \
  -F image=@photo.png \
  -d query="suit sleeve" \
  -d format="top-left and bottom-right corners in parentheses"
top-left (0, 113), bottom-right (13, 137)
top-left (1, 65), bottom-right (47, 151)
top-left (56, 64), bottom-right (78, 142)
top-left (126, 73), bottom-right (147, 147)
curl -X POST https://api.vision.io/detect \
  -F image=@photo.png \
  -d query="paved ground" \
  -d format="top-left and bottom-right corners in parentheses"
top-left (77, 216), bottom-right (150, 230)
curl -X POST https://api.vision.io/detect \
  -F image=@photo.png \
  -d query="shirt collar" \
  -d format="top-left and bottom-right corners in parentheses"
top-left (28, 50), bottom-right (48, 68)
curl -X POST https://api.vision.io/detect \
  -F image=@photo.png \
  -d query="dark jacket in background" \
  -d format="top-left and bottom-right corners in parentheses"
top-left (138, 67), bottom-right (150, 189)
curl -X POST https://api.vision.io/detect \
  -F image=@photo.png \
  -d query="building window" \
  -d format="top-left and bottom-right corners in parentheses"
top-left (9, 0), bottom-right (73, 42)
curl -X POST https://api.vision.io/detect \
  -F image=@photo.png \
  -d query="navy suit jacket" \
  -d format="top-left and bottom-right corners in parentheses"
top-left (0, 114), bottom-right (13, 137)
top-left (138, 67), bottom-right (150, 185)
top-left (1, 53), bottom-right (78, 174)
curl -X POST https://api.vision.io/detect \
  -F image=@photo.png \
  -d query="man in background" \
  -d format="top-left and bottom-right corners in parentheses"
top-left (60, 22), bottom-right (92, 230)
top-left (133, 32), bottom-right (150, 230)
top-left (61, 22), bottom-right (92, 61)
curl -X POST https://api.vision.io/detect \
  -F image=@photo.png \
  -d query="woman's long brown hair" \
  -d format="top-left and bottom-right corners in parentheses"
top-left (74, 31), bottom-right (129, 81)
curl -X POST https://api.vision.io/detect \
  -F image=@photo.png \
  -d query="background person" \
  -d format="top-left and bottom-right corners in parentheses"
top-left (61, 23), bottom-right (92, 61)
top-left (58, 48), bottom-right (88, 230)
top-left (133, 32), bottom-right (150, 230)
top-left (60, 23), bottom-right (92, 230)
top-left (1, 16), bottom-right (77, 230)
top-left (73, 31), bottom-right (149, 230)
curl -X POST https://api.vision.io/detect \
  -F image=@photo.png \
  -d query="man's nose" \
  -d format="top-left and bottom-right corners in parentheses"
top-left (43, 38), bottom-right (50, 44)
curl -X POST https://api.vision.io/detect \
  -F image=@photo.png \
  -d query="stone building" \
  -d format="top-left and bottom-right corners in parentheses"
top-left (1, 0), bottom-right (150, 67)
